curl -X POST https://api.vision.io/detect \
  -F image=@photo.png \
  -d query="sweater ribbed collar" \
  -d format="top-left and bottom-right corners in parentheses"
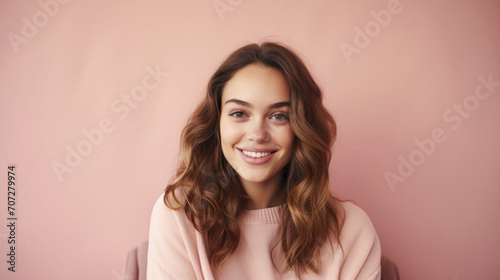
top-left (238, 205), bottom-right (282, 223)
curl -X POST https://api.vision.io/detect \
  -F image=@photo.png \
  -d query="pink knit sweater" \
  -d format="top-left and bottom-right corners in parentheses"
top-left (147, 194), bottom-right (381, 280)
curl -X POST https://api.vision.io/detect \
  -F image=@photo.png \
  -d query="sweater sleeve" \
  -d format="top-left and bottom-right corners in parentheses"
top-left (339, 202), bottom-right (381, 280)
top-left (147, 194), bottom-right (199, 280)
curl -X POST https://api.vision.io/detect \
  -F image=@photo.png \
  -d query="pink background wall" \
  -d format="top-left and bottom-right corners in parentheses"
top-left (1, 1), bottom-right (499, 279)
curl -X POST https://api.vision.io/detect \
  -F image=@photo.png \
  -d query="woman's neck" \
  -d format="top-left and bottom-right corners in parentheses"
top-left (240, 173), bottom-right (285, 210)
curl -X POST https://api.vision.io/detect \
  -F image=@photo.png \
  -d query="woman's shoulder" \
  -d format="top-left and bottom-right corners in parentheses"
top-left (150, 194), bottom-right (175, 226)
top-left (150, 192), bottom-right (190, 227)
top-left (149, 192), bottom-right (198, 250)
top-left (339, 201), bottom-right (375, 227)
top-left (337, 200), bottom-right (378, 242)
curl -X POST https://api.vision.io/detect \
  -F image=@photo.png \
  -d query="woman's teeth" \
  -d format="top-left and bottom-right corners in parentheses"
top-left (242, 150), bottom-right (272, 158)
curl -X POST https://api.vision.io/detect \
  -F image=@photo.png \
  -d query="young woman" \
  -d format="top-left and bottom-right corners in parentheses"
top-left (147, 42), bottom-right (381, 280)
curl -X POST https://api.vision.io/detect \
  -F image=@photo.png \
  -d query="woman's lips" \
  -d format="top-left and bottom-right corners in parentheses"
top-left (237, 148), bottom-right (277, 165)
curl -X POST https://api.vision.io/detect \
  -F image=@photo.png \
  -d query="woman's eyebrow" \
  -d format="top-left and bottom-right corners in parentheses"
top-left (224, 98), bottom-right (252, 108)
top-left (224, 99), bottom-right (290, 110)
top-left (268, 102), bottom-right (290, 109)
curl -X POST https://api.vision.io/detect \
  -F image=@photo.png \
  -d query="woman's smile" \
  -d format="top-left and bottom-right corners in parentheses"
top-left (237, 147), bottom-right (277, 164)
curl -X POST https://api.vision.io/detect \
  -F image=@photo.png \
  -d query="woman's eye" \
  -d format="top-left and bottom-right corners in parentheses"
top-left (271, 113), bottom-right (290, 121)
top-left (230, 111), bottom-right (246, 118)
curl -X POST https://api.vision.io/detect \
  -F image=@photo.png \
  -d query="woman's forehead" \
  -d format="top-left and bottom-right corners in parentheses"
top-left (222, 64), bottom-right (290, 106)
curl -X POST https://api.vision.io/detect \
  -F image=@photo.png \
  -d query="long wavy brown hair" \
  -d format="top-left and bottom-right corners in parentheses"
top-left (164, 42), bottom-right (345, 274)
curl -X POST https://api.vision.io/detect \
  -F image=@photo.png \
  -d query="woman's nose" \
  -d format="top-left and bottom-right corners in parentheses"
top-left (247, 119), bottom-right (270, 143)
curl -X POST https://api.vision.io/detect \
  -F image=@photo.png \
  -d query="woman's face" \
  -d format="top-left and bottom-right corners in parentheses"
top-left (220, 64), bottom-right (294, 188)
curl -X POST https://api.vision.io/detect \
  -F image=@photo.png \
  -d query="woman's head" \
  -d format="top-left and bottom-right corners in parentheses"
top-left (219, 64), bottom-right (294, 206)
top-left (166, 42), bottom-right (342, 273)
top-left (196, 42), bottom-right (336, 186)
